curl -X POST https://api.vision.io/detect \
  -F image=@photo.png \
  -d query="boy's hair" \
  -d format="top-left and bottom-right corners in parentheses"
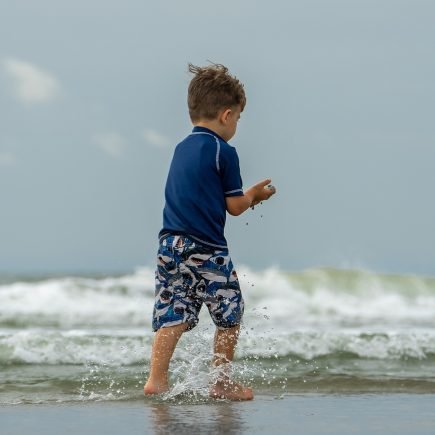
top-left (187, 63), bottom-right (246, 122)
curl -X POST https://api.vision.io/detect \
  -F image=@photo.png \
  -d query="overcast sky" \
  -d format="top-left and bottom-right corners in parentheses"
top-left (1, 0), bottom-right (434, 275)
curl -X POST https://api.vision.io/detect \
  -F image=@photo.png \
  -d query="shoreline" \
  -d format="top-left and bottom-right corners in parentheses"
top-left (2, 393), bottom-right (435, 435)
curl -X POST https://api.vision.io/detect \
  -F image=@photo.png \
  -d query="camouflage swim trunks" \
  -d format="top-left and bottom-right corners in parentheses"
top-left (152, 234), bottom-right (244, 331)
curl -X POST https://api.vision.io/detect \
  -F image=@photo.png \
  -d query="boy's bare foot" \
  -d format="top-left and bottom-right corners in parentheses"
top-left (143, 381), bottom-right (169, 395)
top-left (209, 379), bottom-right (254, 401)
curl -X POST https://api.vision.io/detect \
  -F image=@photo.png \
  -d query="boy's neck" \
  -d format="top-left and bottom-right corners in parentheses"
top-left (194, 120), bottom-right (226, 140)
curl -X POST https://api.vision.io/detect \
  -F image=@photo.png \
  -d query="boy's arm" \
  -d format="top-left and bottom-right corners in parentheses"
top-left (226, 179), bottom-right (276, 216)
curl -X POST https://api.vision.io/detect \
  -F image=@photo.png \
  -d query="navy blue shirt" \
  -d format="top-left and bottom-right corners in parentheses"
top-left (159, 126), bottom-right (244, 249)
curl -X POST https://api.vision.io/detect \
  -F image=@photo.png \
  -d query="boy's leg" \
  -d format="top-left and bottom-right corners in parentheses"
top-left (210, 325), bottom-right (253, 400)
top-left (144, 323), bottom-right (188, 395)
top-left (213, 325), bottom-right (240, 366)
top-left (146, 235), bottom-right (200, 395)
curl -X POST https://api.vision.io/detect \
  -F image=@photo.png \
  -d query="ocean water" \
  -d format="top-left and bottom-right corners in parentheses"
top-left (1, 267), bottom-right (435, 405)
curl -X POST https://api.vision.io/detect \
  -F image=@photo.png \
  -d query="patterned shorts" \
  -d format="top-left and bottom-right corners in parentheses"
top-left (152, 234), bottom-right (244, 331)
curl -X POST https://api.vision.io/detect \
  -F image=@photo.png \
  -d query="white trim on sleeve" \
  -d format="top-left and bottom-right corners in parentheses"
top-left (224, 188), bottom-right (243, 195)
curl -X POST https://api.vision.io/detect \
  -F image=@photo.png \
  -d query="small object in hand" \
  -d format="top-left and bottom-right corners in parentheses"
top-left (266, 184), bottom-right (276, 193)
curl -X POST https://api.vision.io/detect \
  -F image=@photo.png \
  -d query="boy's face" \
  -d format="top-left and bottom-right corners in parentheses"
top-left (220, 105), bottom-right (242, 142)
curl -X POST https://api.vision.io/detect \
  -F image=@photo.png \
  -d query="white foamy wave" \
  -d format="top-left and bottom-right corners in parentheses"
top-left (238, 267), bottom-right (435, 328)
top-left (0, 329), bottom-right (150, 365)
top-left (1, 266), bottom-right (435, 329)
top-left (237, 329), bottom-right (435, 360)
top-left (0, 268), bottom-right (156, 327)
top-left (2, 328), bottom-right (435, 365)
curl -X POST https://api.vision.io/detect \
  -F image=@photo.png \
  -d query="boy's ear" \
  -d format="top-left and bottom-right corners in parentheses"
top-left (219, 108), bottom-right (232, 124)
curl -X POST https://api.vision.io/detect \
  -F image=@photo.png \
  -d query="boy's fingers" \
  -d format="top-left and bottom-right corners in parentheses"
top-left (249, 179), bottom-right (275, 204)
top-left (264, 189), bottom-right (275, 199)
top-left (255, 179), bottom-right (272, 188)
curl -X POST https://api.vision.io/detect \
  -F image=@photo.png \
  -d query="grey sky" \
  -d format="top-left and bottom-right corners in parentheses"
top-left (1, 0), bottom-right (434, 275)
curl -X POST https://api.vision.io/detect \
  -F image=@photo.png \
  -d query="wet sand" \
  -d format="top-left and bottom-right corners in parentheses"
top-left (1, 393), bottom-right (435, 435)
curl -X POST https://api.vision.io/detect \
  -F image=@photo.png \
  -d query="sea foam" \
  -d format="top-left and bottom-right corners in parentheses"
top-left (1, 266), bottom-right (435, 329)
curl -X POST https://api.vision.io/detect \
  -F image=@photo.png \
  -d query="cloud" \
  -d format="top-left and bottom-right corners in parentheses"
top-left (0, 152), bottom-right (16, 166)
top-left (142, 128), bottom-right (171, 148)
top-left (3, 58), bottom-right (61, 104)
top-left (93, 132), bottom-right (127, 157)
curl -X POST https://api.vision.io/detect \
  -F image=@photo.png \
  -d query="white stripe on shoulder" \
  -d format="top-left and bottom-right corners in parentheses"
top-left (215, 138), bottom-right (220, 172)
top-left (190, 132), bottom-right (221, 172)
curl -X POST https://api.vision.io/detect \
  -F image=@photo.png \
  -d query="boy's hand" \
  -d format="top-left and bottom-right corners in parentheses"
top-left (249, 178), bottom-right (276, 206)
top-left (225, 178), bottom-right (276, 216)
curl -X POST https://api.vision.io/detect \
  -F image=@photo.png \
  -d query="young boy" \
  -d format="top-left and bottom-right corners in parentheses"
top-left (144, 63), bottom-right (276, 401)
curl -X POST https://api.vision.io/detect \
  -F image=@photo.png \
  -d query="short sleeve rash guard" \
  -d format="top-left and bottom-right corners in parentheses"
top-left (159, 126), bottom-right (244, 249)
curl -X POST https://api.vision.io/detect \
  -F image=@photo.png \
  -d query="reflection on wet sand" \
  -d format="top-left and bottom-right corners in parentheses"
top-left (149, 400), bottom-right (246, 434)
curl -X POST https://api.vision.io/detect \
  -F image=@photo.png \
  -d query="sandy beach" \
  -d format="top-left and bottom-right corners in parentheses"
top-left (2, 393), bottom-right (435, 435)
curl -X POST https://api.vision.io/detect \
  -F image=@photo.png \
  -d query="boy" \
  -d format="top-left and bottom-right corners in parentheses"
top-left (144, 63), bottom-right (276, 401)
